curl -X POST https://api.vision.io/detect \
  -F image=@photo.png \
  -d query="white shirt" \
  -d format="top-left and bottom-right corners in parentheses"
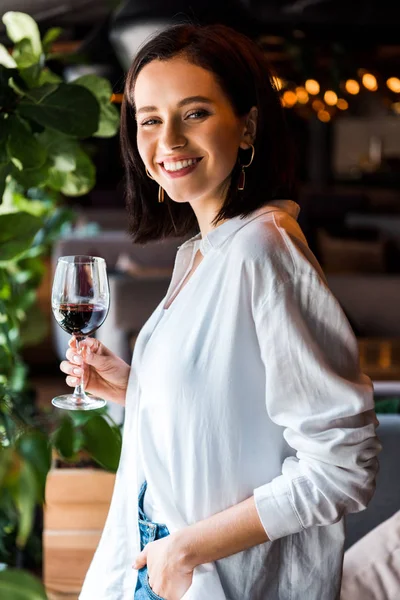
top-left (79, 200), bottom-right (381, 600)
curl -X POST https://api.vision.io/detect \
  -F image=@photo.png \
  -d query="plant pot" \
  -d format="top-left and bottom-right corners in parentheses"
top-left (43, 468), bottom-right (115, 600)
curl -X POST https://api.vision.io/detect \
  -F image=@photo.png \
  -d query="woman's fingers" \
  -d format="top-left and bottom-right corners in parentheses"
top-left (60, 359), bottom-right (83, 376)
top-left (66, 347), bottom-right (83, 365)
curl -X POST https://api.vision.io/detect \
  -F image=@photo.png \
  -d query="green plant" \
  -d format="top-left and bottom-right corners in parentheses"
top-left (0, 12), bottom-right (122, 598)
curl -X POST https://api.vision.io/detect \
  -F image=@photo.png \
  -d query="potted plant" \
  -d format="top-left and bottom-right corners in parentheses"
top-left (0, 11), bottom-right (122, 599)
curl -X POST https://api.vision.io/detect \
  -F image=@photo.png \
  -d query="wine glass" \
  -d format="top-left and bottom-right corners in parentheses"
top-left (51, 256), bottom-right (110, 410)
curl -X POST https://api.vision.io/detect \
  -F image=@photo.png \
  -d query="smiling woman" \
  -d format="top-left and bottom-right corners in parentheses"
top-left (73, 22), bottom-right (381, 600)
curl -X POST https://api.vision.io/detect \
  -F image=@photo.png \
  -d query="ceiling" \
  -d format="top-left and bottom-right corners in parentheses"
top-left (0, 0), bottom-right (398, 91)
top-left (1, 0), bottom-right (399, 41)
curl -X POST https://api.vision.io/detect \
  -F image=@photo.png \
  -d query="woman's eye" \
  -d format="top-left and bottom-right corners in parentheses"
top-left (140, 118), bottom-right (160, 127)
top-left (186, 110), bottom-right (209, 120)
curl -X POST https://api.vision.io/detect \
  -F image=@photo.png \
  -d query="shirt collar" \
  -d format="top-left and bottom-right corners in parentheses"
top-left (179, 200), bottom-right (300, 256)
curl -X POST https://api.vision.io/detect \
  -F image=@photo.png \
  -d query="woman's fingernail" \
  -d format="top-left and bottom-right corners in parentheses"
top-left (70, 377), bottom-right (78, 384)
top-left (73, 368), bottom-right (82, 375)
top-left (74, 355), bottom-right (82, 364)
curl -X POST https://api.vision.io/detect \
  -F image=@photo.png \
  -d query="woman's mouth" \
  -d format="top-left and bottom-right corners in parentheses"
top-left (160, 157), bottom-right (202, 179)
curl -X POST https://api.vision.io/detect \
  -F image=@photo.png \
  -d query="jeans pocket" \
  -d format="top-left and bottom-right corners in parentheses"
top-left (144, 569), bottom-right (165, 600)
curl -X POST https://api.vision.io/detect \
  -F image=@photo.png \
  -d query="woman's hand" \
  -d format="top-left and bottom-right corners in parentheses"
top-left (134, 533), bottom-right (194, 600)
top-left (60, 337), bottom-right (130, 406)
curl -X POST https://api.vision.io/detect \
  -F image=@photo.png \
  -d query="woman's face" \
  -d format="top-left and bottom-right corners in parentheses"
top-left (134, 56), bottom-right (253, 207)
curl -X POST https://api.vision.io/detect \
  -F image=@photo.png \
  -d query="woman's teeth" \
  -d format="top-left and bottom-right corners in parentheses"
top-left (163, 158), bottom-right (199, 172)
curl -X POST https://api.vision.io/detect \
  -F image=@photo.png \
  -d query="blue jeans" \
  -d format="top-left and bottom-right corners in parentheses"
top-left (134, 481), bottom-right (171, 600)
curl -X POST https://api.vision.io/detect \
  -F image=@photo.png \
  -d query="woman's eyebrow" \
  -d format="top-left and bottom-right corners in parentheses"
top-left (136, 96), bottom-right (214, 115)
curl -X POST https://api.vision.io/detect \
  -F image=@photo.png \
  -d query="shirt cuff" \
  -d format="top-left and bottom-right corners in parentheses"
top-left (253, 475), bottom-right (304, 541)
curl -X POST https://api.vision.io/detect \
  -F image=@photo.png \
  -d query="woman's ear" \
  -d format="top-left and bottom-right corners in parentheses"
top-left (240, 106), bottom-right (258, 149)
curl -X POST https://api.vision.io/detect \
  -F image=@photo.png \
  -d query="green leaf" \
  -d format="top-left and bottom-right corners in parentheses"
top-left (20, 302), bottom-right (48, 346)
top-left (7, 117), bottom-right (47, 170)
top-left (16, 431), bottom-right (51, 502)
top-left (37, 69), bottom-right (62, 85)
top-left (19, 63), bottom-right (41, 88)
top-left (0, 447), bottom-right (14, 489)
top-left (6, 456), bottom-right (37, 548)
top-left (52, 415), bottom-right (75, 459)
top-left (0, 66), bottom-right (18, 109)
top-left (73, 74), bottom-right (119, 137)
top-left (82, 414), bottom-right (122, 472)
top-left (11, 195), bottom-right (51, 218)
top-left (42, 27), bottom-right (63, 54)
top-left (10, 161), bottom-right (50, 190)
top-left (8, 39), bottom-right (37, 70)
top-left (0, 567), bottom-right (47, 599)
top-left (9, 359), bottom-right (27, 393)
top-left (95, 102), bottom-right (120, 138)
top-left (2, 12), bottom-right (42, 58)
top-left (0, 165), bottom-right (11, 205)
top-left (49, 148), bottom-right (95, 196)
top-left (0, 44), bottom-right (16, 68)
top-left (0, 115), bottom-right (11, 164)
top-left (18, 83), bottom-right (100, 138)
top-left (24, 83), bottom-right (59, 104)
top-left (0, 212), bottom-right (43, 261)
top-left (37, 129), bottom-right (78, 173)
top-left (8, 77), bottom-right (26, 96)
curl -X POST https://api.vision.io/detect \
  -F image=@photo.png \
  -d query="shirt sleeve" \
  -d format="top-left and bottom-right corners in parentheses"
top-left (252, 270), bottom-right (382, 542)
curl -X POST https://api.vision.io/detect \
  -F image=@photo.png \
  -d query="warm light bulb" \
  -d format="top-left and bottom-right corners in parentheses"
top-left (345, 79), bottom-right (360, 95)
top-left (337, 98), bottom-right (349, 110)
top-left (317, 109), bottom-right (331, 123)
top-left (272, 76), bottom-right (283, 91)
top-left (295, 86), bottom-right (309, 104)
top-left (305, 79), bottom-right (320, 95)
top-left (324, 90), bottom-right (338, 106)
top-left (387, 77), bottom-right (400, 93)
top-left (282, 90), bottom-right (297, 107)
top-left (312, 99), bottom-right (325, 112)
top-left (362, 73), bottom-right (378, 91)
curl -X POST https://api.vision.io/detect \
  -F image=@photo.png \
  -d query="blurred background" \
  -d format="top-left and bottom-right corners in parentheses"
top-left (4, 0), bottom-right (398, 387)
top-left (1, 2), bottom-right (400, 598)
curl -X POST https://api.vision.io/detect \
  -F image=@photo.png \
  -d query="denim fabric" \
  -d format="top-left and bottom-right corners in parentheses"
top-left (134, 481), bottom-right (170, 600)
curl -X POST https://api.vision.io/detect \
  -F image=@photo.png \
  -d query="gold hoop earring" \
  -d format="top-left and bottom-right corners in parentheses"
top-left (237, 144), bottom-right (255, 191)
top-left (146, 168), bottom-right (164, 203)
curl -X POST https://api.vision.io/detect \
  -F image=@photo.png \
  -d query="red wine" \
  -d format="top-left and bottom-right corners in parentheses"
top-left (53, 303), bottom-right (108, 337)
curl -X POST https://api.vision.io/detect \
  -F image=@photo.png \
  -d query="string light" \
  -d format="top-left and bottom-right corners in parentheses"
top-left (282, 90), bottom-right (297, 107)
top-left (312, 99), bottom-right (325, 112)
top-left (272, 76), bottom-right (283, 91)
top-left (305, 79), bottom-right (320, 95)
top-left (295, 86), bottom-right (309, 104)
top-left (317, 109), bottom-right (331, 122)
top-left (337, 98), bottom-right (349, 110)
top-left (362, 73), bottom-right (378, 91)
top-left (324, 91), bottom-right (338, 106)
top-left (387, 77), bottom-right (400, 93)
top-left (345, 79), bottom-right (360, 95)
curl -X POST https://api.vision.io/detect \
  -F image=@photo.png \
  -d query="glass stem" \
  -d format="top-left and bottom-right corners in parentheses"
top-left (72, 337), bottom-right (87, 402)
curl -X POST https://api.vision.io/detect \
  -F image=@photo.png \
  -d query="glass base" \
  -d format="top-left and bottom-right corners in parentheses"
top-left (51, 393), bottom-right (106, 411)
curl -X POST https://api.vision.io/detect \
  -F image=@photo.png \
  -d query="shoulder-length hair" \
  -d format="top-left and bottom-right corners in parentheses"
top-left (120, 23), bottom-right (295, 243)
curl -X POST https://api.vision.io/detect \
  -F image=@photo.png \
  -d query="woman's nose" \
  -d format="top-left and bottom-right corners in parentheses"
top-left (159, 120), bottom-right (186, 150)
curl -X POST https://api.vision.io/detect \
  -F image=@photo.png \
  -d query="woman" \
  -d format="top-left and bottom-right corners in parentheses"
top-left (61, 23), bottom-right (381, 600)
